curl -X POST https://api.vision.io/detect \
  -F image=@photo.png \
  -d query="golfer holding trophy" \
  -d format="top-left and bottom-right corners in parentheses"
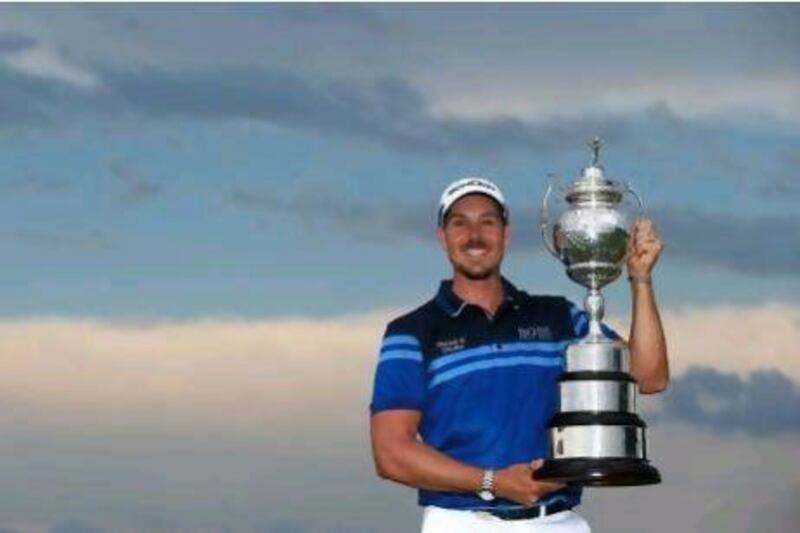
top-left (371, 138), bottom-right (668, 531)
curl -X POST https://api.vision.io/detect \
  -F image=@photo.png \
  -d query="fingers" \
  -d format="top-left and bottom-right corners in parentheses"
top-left (528, 459), bottom-right (566, 490)
top-left (630, 218), bottom-right (664, 258)
top-left (496, 461), bottom-right (568, 507)
top-left (633, 218), bottom-right (658, 239)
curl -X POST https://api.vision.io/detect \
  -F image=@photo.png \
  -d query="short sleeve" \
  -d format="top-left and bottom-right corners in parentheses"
top-left (567, 300), bottom-right (621, 340)
top-left (369, 329), bottom-right (426, 414)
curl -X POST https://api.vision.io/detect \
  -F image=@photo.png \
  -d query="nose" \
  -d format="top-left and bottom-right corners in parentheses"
top-left (467, 222), bottom-right (483, 241)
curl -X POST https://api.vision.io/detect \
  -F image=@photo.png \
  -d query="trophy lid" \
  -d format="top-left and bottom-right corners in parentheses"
top-left (566, 137), bottom-right (625, 204)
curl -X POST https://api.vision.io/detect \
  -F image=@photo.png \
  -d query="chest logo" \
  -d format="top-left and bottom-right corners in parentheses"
top-left (436, 337), bottom-right (467, 354)
top-left (518, 325), bottom-right (553, 341)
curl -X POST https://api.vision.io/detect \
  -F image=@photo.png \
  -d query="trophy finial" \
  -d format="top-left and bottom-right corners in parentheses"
top-left (589, 137), bottom-right (602, 166)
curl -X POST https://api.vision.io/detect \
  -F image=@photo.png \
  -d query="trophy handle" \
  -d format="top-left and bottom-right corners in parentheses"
top-left (624, 181), bottom-right (646, 215)
top-left (540, 175), bottom-right (561, 260)
top-left (623, 181), bottom-right (646, 263)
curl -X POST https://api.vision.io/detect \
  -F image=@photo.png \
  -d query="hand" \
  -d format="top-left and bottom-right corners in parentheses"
top-left (627, 217), bottom-right (664, 279)
top-left (493, 459), bottom-right (566, 507)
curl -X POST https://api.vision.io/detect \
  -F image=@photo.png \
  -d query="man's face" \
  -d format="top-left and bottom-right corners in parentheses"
top-left (437, 194), bottom-right (509, 281)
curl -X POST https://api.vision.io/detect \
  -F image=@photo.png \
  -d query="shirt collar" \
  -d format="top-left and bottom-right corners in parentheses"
top-left (434, 277), bottom-right (521, 318)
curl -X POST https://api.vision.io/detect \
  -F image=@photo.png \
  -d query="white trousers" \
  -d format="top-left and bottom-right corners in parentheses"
top-left (421, 506), bottom-right (591, 533)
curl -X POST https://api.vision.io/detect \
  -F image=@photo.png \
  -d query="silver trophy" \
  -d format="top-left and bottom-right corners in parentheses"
top-left (536, 138), bottom-right (660, 486)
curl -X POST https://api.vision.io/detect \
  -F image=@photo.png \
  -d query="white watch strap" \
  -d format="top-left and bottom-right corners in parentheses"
top-left (481, 469), bottom-right (495, 494)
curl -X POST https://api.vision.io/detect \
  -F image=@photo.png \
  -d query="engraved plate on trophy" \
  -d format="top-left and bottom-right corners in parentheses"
top-left (536, 138), bottom-right (661, 486)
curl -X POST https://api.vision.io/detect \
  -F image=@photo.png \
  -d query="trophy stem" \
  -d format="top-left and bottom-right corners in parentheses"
top-left (584, 288), bottom-right (605, 341)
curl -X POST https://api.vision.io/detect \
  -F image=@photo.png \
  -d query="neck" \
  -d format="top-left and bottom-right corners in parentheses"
top-left (452, 272), bottom-right (505, 314)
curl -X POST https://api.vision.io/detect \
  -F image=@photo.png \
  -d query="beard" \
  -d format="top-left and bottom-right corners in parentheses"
top-left (455, 262), bottom-right (497, 280)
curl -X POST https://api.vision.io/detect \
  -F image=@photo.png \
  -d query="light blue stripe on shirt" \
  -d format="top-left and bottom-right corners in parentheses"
top-left (429, 340), bottom-right (568, 373)
top-left (380, 350), bottom-right (423, 363)
top-left (429, 355), bottom-right (564, 389)
top-left (382, 334), bottom-right (420, 349)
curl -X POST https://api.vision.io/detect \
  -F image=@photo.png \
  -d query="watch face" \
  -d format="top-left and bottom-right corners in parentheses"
top-left (478, 490), bottom-right (495, 501)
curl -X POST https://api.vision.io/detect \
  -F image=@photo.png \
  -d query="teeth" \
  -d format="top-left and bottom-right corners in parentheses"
top-left (466, 249), bottom-right (487, 257)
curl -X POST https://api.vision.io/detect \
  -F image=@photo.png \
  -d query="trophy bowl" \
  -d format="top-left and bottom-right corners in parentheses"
top-left (554, 206), bottom-right (632, 290)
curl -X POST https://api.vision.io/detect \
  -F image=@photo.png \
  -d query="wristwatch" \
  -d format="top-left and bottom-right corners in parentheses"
top-left (477, 469), bottom-right (496, 501)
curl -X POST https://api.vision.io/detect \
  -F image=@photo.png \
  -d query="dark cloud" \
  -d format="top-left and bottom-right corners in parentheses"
top-left (0, 66), bottom-right (57, 125)
top-left (517, 204), bottom-right (800, 278)
top-left (0, 55), bottom-right (789, 173)
top-left (226, 188), bottom-right (431, 243)
top-left (227, 188), bottom-right (800, 277)
top-left (658, 366), bottom-right (800, 436)
top-left (649, 205), bottom-right (800, 277)
top-left (100, 66), bottom-right (631, 157)
top-left (0, 58), bottom-right (629, 157)
top-left (0, 32), bottom-right (36, 54)
top-left (0, 64), bottom-right (107, 126)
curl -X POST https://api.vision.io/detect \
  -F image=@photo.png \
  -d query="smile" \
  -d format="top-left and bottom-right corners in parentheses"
top-left (465, 248), bottom-right (489, 258)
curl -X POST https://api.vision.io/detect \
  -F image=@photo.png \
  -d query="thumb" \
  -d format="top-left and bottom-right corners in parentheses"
top-left (530, 459), bottom-right (545, 471)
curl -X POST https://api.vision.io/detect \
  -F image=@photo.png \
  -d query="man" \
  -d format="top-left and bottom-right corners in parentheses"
top-left (370, 177), bottom-right (668, 532)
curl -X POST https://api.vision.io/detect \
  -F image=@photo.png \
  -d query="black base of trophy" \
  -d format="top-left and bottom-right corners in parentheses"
top-left (534, 458), bottom-right (661, 487)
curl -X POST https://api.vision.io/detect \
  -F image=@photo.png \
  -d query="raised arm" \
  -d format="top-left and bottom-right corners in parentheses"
top-left (627, 218), bottom-right (669, 394)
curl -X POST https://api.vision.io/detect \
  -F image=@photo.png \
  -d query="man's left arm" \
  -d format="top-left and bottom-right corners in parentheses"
top-left (627, 218), bottom-right (669, 394)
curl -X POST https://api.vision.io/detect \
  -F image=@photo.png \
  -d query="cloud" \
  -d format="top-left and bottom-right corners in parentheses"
top-left (0, 63), bottom-right (106, 126)
top-left (0, 32), bottom-right (36, 54)
top-left (99, 66), bottom-right (635, 157)
top-left (0, 56), bottom-right (633, 156)
top-left (0, 303), bottom-right (797, 435)
top-left (656, 366), bottom-right (800, 435)
top-left (649, 205), bottom-right (800, 277)
top-left (0, 31), bottom-right (794, 179)
top-left (225, 188), bottom-right (432, 243)
top-left (619, 302), bottom-right (800, 382)
top-left (615, 303), bottom-right (800, 436)
top-left (0, 312), bottom-right (389, 439)
top-left (226, 187), bottom-right (800, 278)
top-left (0, 305), bottom-right (796, 531)
top-left (2, 45), bottom-right (99, 89)
top-left (3, 5), bottom-right (798, 123)
top-left (581, 421), bottom-right (800, 533)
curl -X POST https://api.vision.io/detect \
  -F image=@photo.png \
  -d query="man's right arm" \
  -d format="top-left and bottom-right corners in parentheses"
top-left (370, 409), bottom-right (565, 506)
top-left (371, 409), bottom-right (483, 493)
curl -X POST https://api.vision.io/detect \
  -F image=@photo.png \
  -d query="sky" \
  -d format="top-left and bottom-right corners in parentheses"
top-left (0, 4), bottom-right (798, 533)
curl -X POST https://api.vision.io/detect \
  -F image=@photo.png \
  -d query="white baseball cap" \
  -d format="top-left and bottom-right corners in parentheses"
top-left (438, 177), bottom-right (508, 226)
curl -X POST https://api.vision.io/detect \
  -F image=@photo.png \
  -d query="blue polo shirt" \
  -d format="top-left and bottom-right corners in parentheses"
top-left (370, 278), bottom-right (618, 511)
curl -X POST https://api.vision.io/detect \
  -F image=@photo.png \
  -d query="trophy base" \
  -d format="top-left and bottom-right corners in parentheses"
top-left (535, 458), bottom-right (661, 487)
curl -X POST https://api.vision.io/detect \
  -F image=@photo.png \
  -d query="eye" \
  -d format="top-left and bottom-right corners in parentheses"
top-left (449, 217), bottom-right (466, 228)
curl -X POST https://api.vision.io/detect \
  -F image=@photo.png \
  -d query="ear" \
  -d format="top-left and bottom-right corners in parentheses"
top-left (436, 226), bottom-right (447, 250)
top-left (503, 223), bottom-right (511, 245)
